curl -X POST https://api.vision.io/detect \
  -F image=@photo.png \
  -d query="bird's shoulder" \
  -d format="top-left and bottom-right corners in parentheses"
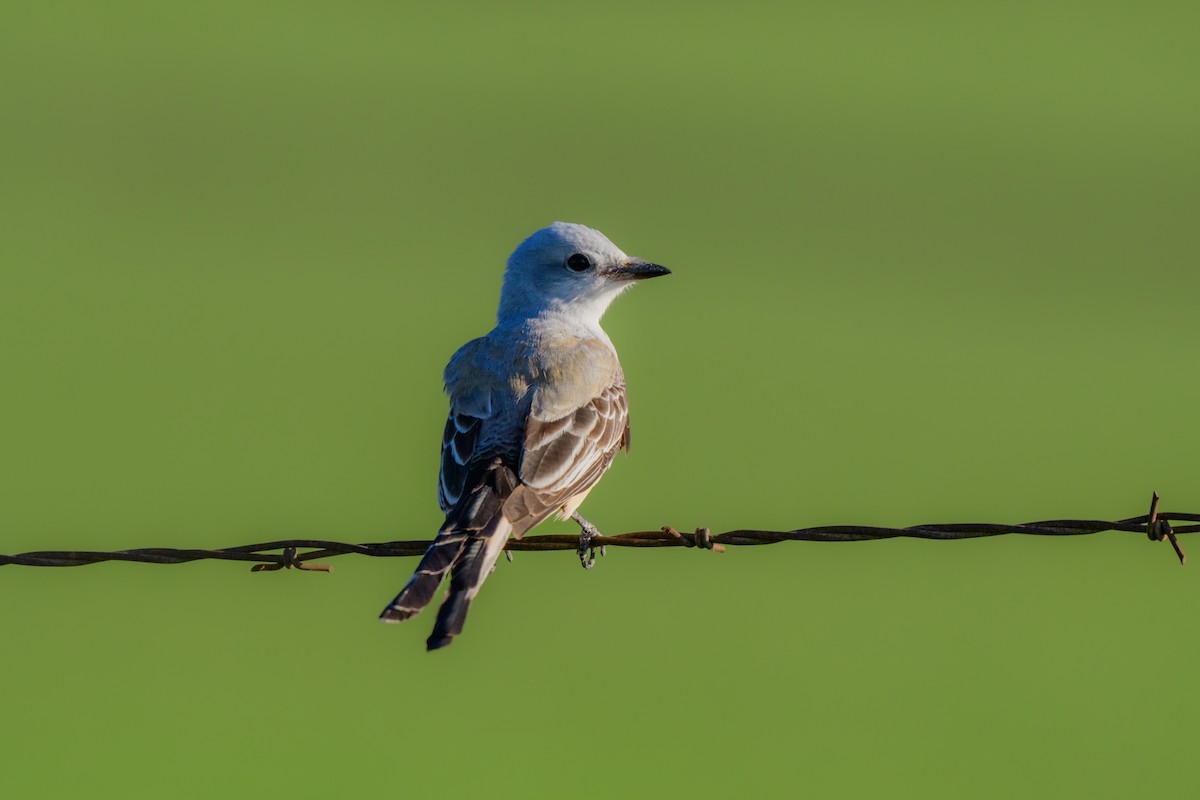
top-left (442, 334), bottom-right (512, 419)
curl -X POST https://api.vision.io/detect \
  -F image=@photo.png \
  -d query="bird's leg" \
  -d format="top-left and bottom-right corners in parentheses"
top-left (571, 512), bottom-right (606, 570)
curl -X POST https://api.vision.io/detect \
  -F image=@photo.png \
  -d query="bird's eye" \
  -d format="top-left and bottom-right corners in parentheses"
top-left (566, 253), bottom-right (592, 272)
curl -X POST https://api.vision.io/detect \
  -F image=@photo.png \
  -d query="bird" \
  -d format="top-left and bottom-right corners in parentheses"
top-left (379, 221), bottom-right (670, 650)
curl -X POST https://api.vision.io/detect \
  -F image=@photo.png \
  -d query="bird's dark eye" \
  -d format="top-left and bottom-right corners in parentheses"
top-left (566, 253), bottom-right (592, 272)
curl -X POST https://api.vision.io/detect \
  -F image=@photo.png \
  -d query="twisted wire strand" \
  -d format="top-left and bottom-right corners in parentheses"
top-left (3, 494), bottom-right (1195, 571)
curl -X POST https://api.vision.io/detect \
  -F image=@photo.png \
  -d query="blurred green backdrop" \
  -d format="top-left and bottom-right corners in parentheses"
top-left (2, 1), bottom-right (1198, 797)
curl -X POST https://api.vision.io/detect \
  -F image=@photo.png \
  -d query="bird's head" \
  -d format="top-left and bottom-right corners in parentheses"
top-left (497, 221), bottom-right (670, 325)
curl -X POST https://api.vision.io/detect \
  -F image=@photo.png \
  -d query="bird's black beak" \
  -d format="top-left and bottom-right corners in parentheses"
top-left (609, 259), bottom-right (671, 281)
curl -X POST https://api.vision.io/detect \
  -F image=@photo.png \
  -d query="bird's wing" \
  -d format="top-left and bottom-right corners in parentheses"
top-left (437, 337), bottom-right (515, 517)
top-left (438, 408), bottom-right (486, 514)
top-left (504, 366), bottom-right (629, 535)
top-left (383, 339), bottom-right (519, 641)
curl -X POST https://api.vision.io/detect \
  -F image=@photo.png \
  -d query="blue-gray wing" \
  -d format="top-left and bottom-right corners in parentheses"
top-left (438, 411), bottom-right (484, 513)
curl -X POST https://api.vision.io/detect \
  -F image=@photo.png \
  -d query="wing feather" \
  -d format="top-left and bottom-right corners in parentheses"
top-left (506, 370), bottom-right (629, 535)
top-left (439, 412), bottom-right (484, 512)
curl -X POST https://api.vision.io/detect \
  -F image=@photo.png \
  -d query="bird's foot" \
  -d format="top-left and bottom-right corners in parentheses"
top-left (571, 512), bottom-right (606, 570)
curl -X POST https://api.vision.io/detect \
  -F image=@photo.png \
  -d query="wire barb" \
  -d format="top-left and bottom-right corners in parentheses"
top-left (248, 546), bottom-right (334, 573)
top-left (663, 526), bottom-right (727, 553)
top-left (1146, 492), bottom-right (1186, 565)
top-left (3, 492), bottom-right (1199, 572)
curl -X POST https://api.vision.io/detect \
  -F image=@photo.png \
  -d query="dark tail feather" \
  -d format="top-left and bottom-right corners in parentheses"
top-left (382, 457), bottom-right (518, 642)
top-left (425, 539), bottom-right (487, 650)
top-left (425, 514), bottom-right (512, 650)
top-left (378, 534), bottom-right (469, 622)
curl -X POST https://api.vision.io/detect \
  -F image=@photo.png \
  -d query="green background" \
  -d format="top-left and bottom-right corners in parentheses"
top-left (2, 1), bottom-right (1198, 797)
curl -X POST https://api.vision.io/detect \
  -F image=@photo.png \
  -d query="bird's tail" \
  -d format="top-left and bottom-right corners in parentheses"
top-left (378, 532), bottom-right (471, 624)
top-left (425, 514), bottom-right (512, 650)
top-left (379, 456), bottom-right (517, 649)
top-left (378, 515), bottom-right (512, 650)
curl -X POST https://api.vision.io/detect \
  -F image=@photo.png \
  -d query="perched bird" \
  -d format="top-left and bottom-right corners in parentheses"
top-left (380, 222), bottom-right (670, 650)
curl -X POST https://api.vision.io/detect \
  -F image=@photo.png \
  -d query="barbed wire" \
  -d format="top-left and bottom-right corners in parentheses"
top-left (2, 492), bottom-right (1195, 573)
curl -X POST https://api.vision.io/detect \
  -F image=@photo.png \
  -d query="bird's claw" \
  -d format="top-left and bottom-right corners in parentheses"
top-left (571, 513), bottom-right (606, 570)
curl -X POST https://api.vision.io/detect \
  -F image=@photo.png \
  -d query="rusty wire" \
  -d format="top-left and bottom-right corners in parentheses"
top-left (2, 492), bottom-right (1196, 573)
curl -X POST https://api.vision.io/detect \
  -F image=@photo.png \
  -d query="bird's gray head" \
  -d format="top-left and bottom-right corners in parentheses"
top-left (497, 221), bottom-right (670, 326)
